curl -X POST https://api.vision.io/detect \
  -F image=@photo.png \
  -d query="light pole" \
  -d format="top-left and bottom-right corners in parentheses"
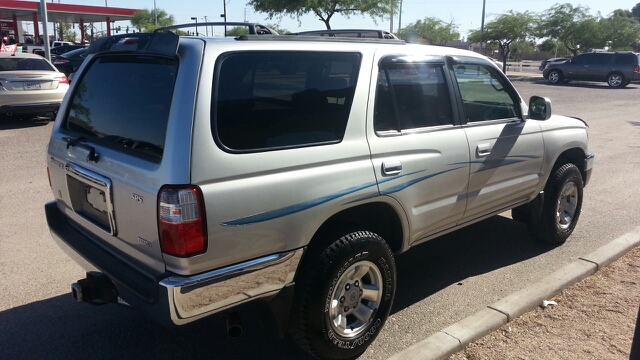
top-left (191, 17), bottom-right (198, 36)
top-left (480, 0), bottom-right (486, 55)
top-left (220, 0), bottom-right (228, 37)
top-left (154, 0), bottom-right (157, 25)
top-left (203, 16), bottom-right (209, 36)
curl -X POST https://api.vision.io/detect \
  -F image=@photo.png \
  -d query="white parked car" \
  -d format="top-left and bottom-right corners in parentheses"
top-left (0, 52), bottom-right (69, 118)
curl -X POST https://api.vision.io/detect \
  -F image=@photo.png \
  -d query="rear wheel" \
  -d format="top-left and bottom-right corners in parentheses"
top-left (531, 164), bottom-right (584, 244)
top-left (607, 73), bottom-right (624, 88)
top-left (547, 70), bottom-right (563, 84)
top-left (289, 230), bottom-right (396, 360)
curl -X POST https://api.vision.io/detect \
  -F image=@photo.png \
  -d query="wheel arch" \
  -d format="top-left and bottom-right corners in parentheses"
top-left (551, 147), bottom-right (587, 183)
top-left (306, 201), bottom-right (405, 256)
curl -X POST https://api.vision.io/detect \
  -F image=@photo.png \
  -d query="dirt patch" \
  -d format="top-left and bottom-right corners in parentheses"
top-left (449, 246), bottom-right (640, 360)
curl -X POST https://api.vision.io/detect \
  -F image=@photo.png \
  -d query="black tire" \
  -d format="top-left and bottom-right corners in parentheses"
top-left (289, 231), bottom-right (396, 359)
top-left (607, 73), bottom-right (624, 88)
top-left (531, 164), bottom-right (584, 244)
top-left (547, 70), bottom-right (563, 84)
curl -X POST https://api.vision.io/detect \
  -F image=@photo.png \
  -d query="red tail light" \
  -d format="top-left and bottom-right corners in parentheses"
top-left (55, 75), bottom-right (69, 84)
top-left (634, 65), bottom-right (639, 73)
top-left (158, 186), bottom-right (207, 257)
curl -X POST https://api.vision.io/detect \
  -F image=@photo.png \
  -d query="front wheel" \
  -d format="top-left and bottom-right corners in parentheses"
top-left (289, 231), bottom-right (396, 359)
top-left (531, 164), bottom-right (584, 244)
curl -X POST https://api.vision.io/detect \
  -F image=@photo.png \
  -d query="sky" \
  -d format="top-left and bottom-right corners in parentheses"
top-left (49, 0), bottom-right (640, 38)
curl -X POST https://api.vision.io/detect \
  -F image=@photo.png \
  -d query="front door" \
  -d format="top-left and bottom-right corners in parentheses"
top-left (450, 59), bottom-right (544, 222)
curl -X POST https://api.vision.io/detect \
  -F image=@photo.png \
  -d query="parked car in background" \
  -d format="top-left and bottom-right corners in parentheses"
top-left (543, 52), bottom-right (640, 87)
top-left (52, 47), bottom-right (87, 76)
top-left (539, 57), bottom-right (568, 71)
top-left (0, 52), bottom-right (69, 118)
top-left (33, 44), bottom-right (86, 60)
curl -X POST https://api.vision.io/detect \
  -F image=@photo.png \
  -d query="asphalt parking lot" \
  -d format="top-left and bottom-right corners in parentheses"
top-left (1, 77), bottom-right (639, 360)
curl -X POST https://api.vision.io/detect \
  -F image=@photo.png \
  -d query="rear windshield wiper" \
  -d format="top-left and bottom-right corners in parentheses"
top-left (62, 136), bottom-right (100, 163)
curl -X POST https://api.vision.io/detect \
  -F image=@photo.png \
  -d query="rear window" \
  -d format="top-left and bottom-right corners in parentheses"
top-left (0, 57), bottom-right (54, 71)
top-left (213, 51), bottom-right (361, 152)
top-left (63, 54), bottom-right (177, 163)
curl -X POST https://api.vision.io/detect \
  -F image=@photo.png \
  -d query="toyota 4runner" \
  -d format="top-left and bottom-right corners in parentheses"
top-left (45, 26), bottom-right (594, 359)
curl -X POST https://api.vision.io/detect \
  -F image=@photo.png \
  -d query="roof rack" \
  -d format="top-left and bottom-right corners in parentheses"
top-left (154, 22), bottom-right (279, 35)
top-left (236, 34), bottom-right (404, 45)
top-left (288, 29), bottom-right (399, 40)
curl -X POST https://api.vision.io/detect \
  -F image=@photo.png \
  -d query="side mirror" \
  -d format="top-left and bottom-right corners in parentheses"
top-left (528, 96), bottom-right (552, 120)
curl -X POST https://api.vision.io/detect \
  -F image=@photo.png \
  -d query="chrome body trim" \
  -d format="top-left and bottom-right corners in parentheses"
top-left (160, 248), bottom-right (304, 325)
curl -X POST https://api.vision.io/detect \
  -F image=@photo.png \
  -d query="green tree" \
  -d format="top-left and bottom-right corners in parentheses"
top-left (632, 3), bottom-right (640, 22)
top-left (537, 3), bottom-right (597, 55)
top-left (601, 12), bottom-right (640, 50)
top-left (397, 17), bottom-right (460, 45)
top-left (247, 0), bottom-right (395, 30)
top-left (225, 26), bottom-right (250, 36)
top-left (130, 8), bottom-right (174, 32)
top-left (468, 11), bottom-right (534, 72)
top-left (56, 21), bottom-right (76, 42)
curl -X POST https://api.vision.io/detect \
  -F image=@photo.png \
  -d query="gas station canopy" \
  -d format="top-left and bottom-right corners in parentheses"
top-left (0, 0), bottom-right (139, 44)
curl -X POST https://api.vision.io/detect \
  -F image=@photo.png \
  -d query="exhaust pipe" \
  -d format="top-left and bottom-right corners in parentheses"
top-left (225, 312), bottom-right (242, 338)
top-left (5, 112), bottom-right (12, 117)
top-left (71, 272), bottom-right (118, 305)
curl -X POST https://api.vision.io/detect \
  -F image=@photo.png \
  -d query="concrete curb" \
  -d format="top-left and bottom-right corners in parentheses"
top-left (387, 226), bottom-right (640, 360)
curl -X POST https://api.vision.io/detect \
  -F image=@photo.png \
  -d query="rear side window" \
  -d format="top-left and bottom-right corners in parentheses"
top-left (213, 51), bottom-right (360, 152)
top-left (613, 53), bottom-right (637, 65)
top-left (375, 62), bottom-right (454, 132)
top-left (63, 55), bottom-right (177, 163)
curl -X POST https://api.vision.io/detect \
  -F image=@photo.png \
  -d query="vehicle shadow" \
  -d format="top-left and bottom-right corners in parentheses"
top-left (0, 215), bottom-right (554, 360)
top-left (0, 116), bottom-right (52, 130)
top-left (391, 215), bottom-right (555, 313)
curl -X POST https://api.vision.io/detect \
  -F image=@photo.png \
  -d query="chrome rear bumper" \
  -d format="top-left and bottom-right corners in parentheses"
top-left (160, 249), bottom-right (304, 325)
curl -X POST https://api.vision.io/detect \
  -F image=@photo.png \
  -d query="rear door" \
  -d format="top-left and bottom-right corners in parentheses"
top-left (449, 57), bottom-right (544, 222)
top-left (367, 54), bottom-right (470, 242)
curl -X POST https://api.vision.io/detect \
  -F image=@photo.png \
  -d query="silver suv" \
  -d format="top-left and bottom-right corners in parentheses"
top-left (45, 28), bottom-right (594, 359)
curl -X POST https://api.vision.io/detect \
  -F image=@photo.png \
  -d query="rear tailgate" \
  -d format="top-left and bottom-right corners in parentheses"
top-left (46, 49), bottom-right (191, 280)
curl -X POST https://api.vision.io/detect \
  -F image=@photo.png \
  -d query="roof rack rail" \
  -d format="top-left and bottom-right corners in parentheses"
top-left (155, 22), bottom-right (279, 35)
top-left (288, 29), bottom-right (399, 40)
top-left (236, 34), bottom-right (404, 45)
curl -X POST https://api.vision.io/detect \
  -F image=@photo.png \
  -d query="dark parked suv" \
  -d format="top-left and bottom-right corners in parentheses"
top-left (543, 52), bottom-right (640, 87)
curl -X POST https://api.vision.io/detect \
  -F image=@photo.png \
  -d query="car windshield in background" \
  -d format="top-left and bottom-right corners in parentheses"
top-left (63, 54), bottom-right (178, 163)
top-left (0, 57), bottom-right (54, 71)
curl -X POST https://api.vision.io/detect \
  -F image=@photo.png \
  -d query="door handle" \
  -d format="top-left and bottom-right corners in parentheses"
top-left (476, 143), bottom-right (492, 157)
top-left (382, 161), bottom-right (402, 176)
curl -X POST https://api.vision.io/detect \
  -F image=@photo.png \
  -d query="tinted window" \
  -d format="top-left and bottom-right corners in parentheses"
top-left (375, 62), bottom-right (453, 132)
top-left (453, 64), bottom-right (519, 122)
top-left (214, 51), bottom-right (360, 151)
top-left (591, 53), bottom-right (612, 65)
top-left (571, 55), bottom-right (588, 65)
top-left (63, 55), bottom-right (177, 163)
top-left (613, 53), bottom-right (637, 65)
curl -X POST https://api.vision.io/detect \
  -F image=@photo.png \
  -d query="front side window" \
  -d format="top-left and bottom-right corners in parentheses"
top-left (374, 62), bottom-right (453, 132)
top-left (214, 51), bottom-right (360, 152)
top-left (453, 64), bottom-right (519, 123)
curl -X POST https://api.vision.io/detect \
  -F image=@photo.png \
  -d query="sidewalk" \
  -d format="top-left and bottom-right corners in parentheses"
top-left (387, 227), bottom-right (640, 360)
